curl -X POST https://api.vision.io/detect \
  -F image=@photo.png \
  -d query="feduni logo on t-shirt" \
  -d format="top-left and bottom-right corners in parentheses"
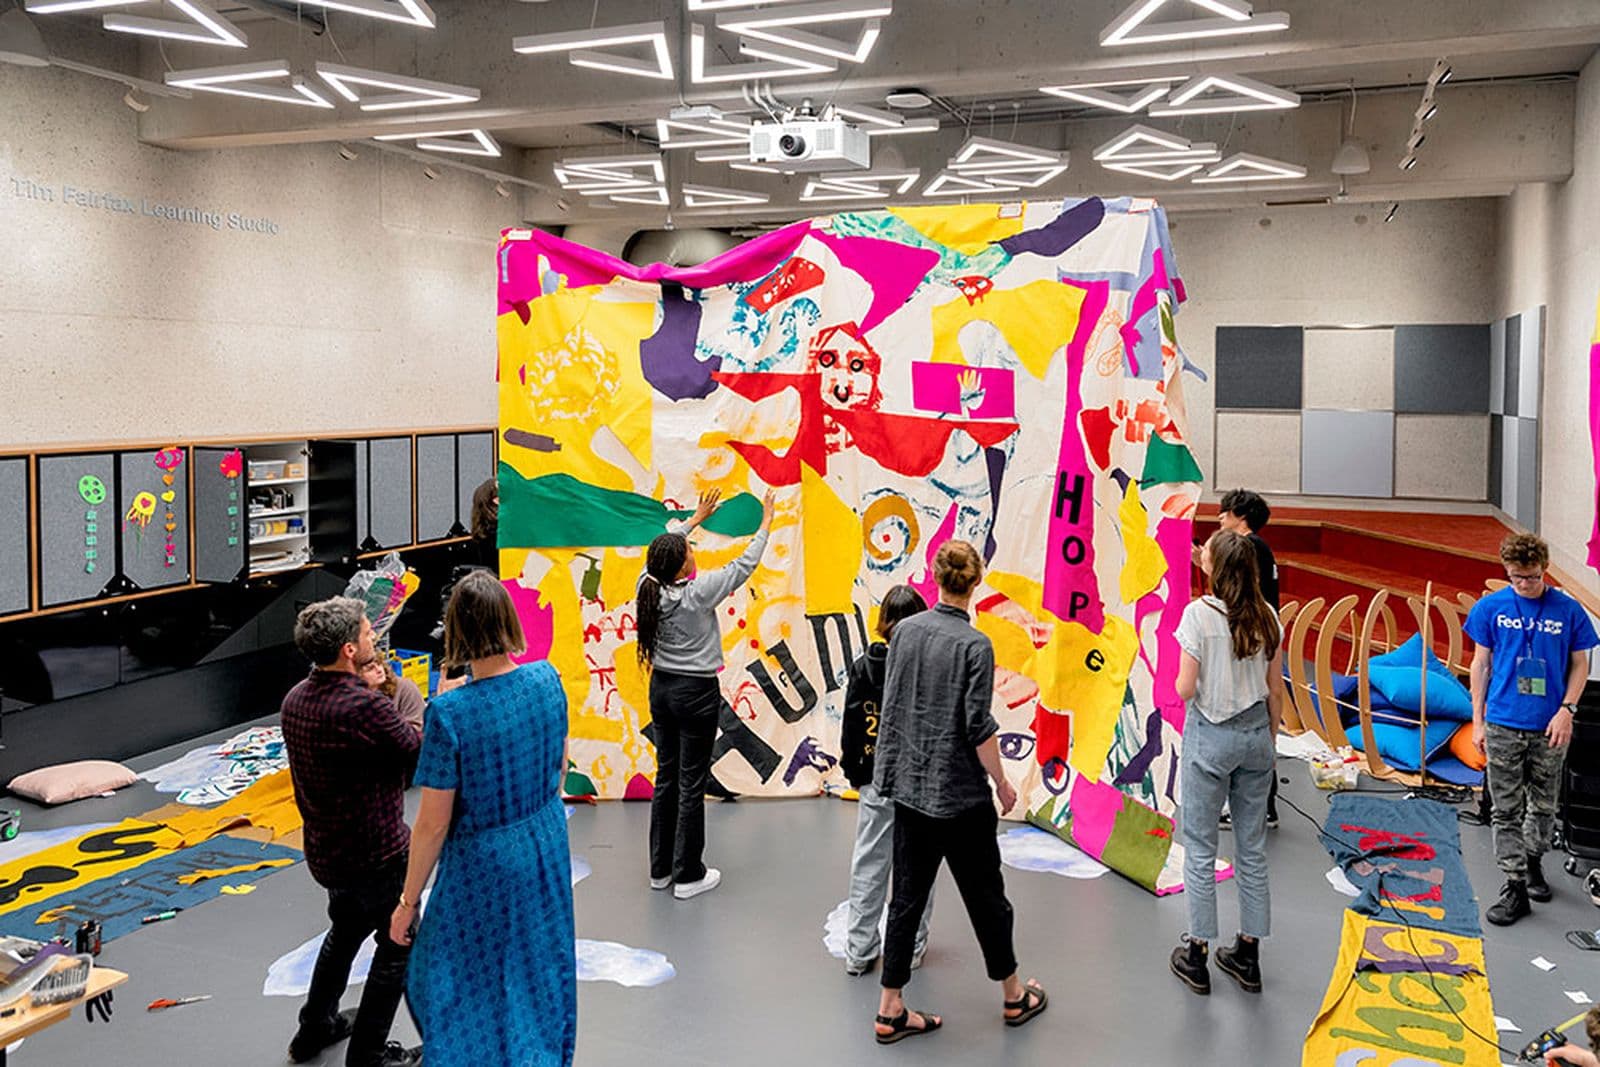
top-left (1464, 587), bottom-right (1600, 731)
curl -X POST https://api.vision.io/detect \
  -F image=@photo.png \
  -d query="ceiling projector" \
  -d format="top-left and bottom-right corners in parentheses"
top-left (749, 118), bottom-right (869, 171)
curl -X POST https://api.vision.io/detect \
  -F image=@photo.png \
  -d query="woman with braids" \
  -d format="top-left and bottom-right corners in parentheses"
top-left (636, 486), bottom-right (775, 900)
top-left (1170, 529), bottom-right (1285, 997)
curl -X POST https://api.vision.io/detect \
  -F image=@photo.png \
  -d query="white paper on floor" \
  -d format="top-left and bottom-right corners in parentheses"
top-left (1567, 991), bottom-right (1592, 1004)
top-left (997, 827), bottom-right (1109, 879)
top-left (1494, 1016), bottom-right (1521, 1032)
top-left (1325, 866), bottom-right (1360, 897)
top-left (1276, 731), bottom-right (1337, 762)
top-left (1533, 956), bottom-right (1557, 971)
top-left (822, 899), bottom-right (867, 960)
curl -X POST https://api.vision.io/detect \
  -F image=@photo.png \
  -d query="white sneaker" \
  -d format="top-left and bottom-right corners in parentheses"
top-left (673, 868), bottom-right (721, 900)
top-left (649, 876), bottom-right (671, 891)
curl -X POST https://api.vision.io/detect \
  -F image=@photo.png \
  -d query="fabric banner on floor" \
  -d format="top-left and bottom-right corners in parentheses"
top-left (497, 199), bottom-right (1204, 891)
top-left (1305, 795), bottom-right (1497, 1066)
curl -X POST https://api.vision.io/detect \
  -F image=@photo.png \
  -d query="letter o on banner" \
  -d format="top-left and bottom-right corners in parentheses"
top-left (1060, 535), bottom-right (1086, 565)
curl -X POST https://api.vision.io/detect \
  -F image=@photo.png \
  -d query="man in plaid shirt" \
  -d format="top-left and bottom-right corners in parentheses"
top-left (282, 597), bottom-right (422, 1067)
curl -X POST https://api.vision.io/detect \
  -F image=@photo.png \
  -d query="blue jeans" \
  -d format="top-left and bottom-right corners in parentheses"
top-left (1181, 702), bottom-right (1273, 942)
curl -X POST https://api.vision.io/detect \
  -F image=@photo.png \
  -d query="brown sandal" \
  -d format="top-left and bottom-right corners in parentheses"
top-left (1004, 980), bottom-right (1048, 1027)
top-left (875, 1008), bottom-right (943, 1044)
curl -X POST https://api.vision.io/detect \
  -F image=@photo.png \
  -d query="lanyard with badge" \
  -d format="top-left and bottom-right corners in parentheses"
top-left (1514, 596), bottom-right (1548, 697)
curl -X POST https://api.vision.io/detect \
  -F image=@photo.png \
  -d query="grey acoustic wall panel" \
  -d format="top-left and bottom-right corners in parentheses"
top-left (366, 437), bottom-right (413, 550)
top-left (457, 432), bottom-right (494, 526)
top-left (1516, 305), bottom-right (1544, 419)
top-left (354, 442), bottom-right (369, 549)
top-left (1500, 416), bottom-right (1519, 518)
top-left (1516, 416), bottom-right (1539, 529)
top-left (1301, 410), bottom-right (1395, 497)
top-left (1394, 415), bottom-right (1488, 500)
top-left (1303, 328), bottom-right (1394, 410)
top-left (416, 434), bottom-right (458, 543)
top-left (38, 453), bottom-right (116, 607)
top-left (0, 458), bottom-right (30, 616)
top-left (1214, 412), bottom-right (1300, 493)
top-left (1393, 324), bottom-right (1491, 414)
top-left (1215, 327), bottom-right (1304, 409)
top-left (193, 446), bottom-right (247, 584)
top-left (1502, 315), bottom-right (1521, 416)
top-left (117, 448), bottom-right (190, 590)
top-left (1488, 415), bottom-right (1504, 509)
top-left (1489, 318), bottom-right (1506, 416)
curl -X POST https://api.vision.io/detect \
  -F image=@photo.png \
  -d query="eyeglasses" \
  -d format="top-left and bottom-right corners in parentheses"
top-left (1505, 572), bottom-right (1544, 585)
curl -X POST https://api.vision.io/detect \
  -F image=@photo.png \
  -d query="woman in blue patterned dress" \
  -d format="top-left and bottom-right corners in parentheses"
top-left (389, 570), bottom-right (575, 1067)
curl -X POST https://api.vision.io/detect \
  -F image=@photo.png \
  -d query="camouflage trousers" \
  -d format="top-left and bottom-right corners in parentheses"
top-left (1485, 722), bottom-right (1568, 879)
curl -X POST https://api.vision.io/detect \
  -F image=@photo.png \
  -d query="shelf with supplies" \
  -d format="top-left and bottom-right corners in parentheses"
top-left (250, 533), bottom-right (308, 546)
top-left (247, 506), bottom-right (308, 519)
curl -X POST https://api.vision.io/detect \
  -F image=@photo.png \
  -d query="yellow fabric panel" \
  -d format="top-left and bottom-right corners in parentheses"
top-left (0, 819), bottom-right (170, 917)
top-left (154, 768), bottom-right (302, 848)
top-left (801, 468), bottom-right (863, 615)
top-left (600, 547), bottom-right (645, 612)
top-left (1118, 481), bottom-right (1168, 604)
top-left (176, 859), bottom-right (295, 886)
top-left (888, 205), bottom-right (1027, 254)
top-left (531, 550), bottom-right (590, 716)
top-left (1035, 614), bottom-right (1139, 777)
top-left (974, 611), bottom-right (1037, 676)
top-left (930, 279), bottom-right (1088, 379)
top-left (498, 287), bottom-right (657, 489)
top-left (1303, 911), bottom-right (1498, 1067)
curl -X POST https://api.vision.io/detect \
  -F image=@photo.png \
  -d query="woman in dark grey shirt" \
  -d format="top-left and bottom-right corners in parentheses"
top-left (870, 540), bottom-right (1048, 1043)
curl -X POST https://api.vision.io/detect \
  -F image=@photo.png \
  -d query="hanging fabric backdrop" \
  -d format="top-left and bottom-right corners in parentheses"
top-left (496, 198), bottom-right (1207, 892)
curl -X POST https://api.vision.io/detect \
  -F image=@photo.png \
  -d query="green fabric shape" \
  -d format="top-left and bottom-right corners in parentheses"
top-left (1141, 434), bottom-right (1204, 486)
top-left (499, 463), bottom-right (761, 548)
top-left (1095, 794), bottom-right (1174, 892)
top-left (1026, 796), bottom-right (1073, 840)
top-left (564, 765), bottom-right (597, 797)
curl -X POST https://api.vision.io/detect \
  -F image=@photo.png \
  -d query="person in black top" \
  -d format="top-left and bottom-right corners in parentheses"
top-left (839, 584), bottom-right (930, 976)
top-left (1216, 488), bottom-right (1282, 829)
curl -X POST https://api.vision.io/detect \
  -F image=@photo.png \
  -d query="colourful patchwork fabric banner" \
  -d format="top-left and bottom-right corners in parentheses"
top-left (1306, 795), bottom-right (1498, 1066)
top-left (497, 199), bottom-right (1203, 891)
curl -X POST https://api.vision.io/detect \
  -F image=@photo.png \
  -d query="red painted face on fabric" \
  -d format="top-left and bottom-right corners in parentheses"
top-left (808, 323), bottom-right (883, 411)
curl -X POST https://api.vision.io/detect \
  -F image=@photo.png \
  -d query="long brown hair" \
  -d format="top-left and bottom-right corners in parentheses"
top-left (470, 478), bottom-right (498, 543)
top-left (1207, 530), bottom-right (1278, 661)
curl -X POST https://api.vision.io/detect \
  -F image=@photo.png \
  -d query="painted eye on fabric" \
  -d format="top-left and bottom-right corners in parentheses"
top-left (849, 358), bottom-right (864, 373)
top-left (818, 351), bottom-right (837, 366)
top-left (1041, 757), bottom-right (1071, 795)
top-left (998, 732), bottom-right (1035, 761)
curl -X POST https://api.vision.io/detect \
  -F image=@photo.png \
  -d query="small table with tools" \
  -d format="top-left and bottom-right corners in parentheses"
top-left (0, 965), bottom-right (126, 1065)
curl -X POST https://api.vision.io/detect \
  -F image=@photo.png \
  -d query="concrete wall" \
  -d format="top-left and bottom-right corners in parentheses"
top-left (0, 45), bottom-right (515, 447)
top-left (1495, 51), bottom-right (1600, 594)
top-left (1169, 198), bottom-right (1500, 498)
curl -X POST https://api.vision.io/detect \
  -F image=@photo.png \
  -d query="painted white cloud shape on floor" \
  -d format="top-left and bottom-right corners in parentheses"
top-left (997, 827), bottom-right (1109, 879)
top-left (574, 941), bottom-right (676, 987)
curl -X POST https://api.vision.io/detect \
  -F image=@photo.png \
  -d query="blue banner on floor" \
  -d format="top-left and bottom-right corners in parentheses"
top-left (1320, 793), bottom-right (1479, 938)
top-left (0, 834), bottom-right (302, 944)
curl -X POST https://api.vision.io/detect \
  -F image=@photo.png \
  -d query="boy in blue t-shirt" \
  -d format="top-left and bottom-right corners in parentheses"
top-left (1465, 533), bottom-right (1599, 926)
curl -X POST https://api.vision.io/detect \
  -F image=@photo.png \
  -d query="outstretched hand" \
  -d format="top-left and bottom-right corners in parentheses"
top-left (691, 488), bottom-right (722, 525)
top-left (759, 488), bottom-right (777, 530)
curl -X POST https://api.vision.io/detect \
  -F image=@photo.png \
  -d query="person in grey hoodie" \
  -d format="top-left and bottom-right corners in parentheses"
top-left (636, 487), bottom-right (775, 900)
top-left (839, 584), bottom-right (933, 976)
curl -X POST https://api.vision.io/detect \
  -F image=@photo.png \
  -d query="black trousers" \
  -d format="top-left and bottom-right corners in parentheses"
top-left (881, 802), bottom-right (1017, 990)
top-left (649, 669), bottom-right (721, 883)
top-left (299, 856), bottom-right (411, 1067)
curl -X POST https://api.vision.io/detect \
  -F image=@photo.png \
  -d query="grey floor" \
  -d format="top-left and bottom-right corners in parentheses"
top-left (14, 717), bottom-right (1600, 1065)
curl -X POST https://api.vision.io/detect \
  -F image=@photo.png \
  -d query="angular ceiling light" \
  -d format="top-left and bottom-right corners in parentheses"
top-left (1040, 77), bottom-right (1175, 114)
top-left (714, 0), bottom-right (890, 64)
top-left (950, 135), bottom-right (1066, 173)
top-left (1100, 0), bottom-right (1289, 47)
top-left (1148, 73), bottom-right (1299, 115)
top-left (314, 62), bottom-right (479, 111)
top-left (1190, 152), bottom-right (1306, 183)
top-left (656, 114), bottom-right (752, 148)
top-left (931, 135), bottom-right (1069, 191)
top-left (921, 170), bottom-right (1017, 197)
top-left (513, 21), bottom-right (673, 81)
top-left (831, 103), bottom-right (938, 137)
top-left (554, 154), bottom-right (665, 195)
top-left (690, 23), bottom-right (835, 82)
top-left (1102, 159), bottom-right (1205, 181)
top-left (686, 0), bottom-right (814, 8)
top-left (799, 169), bottom-right (919, 201)
top-left (165, 61), bottom-right (333, 107)
top-left (25, 0), bottom-right (140, 12)
top-left (287, 0), bottom-right (433, 27)
top-left (374, 128), bottom-right (501, 157)
top-left (104, 0), bottom-right (246, 48)
top-left (682, 183), bottom-right (771, 207)
top-left (1093, 124), bottom-right (1219, 163)
top-left (690, 148), bottom-right (784, 174)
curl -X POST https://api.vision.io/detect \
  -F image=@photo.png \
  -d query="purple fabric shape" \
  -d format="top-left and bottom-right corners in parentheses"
top-left (984, 446), bottom-right (1007, 561)
top-left (810, 230), bottom-right (938, 333)
top-left (999, 198), bottom-right (1106, 258)
top-left (498, 223), bottom-right (812, 315)
top-left (641, 282), bottom-right (720, 401)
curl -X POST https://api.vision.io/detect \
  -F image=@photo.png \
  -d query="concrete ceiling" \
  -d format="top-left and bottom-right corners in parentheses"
top-left (17, 0), bottom-right (1600, 223)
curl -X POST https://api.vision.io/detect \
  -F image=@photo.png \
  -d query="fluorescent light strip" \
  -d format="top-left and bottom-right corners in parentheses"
top-left (104, 0), bottom-right (247, 48)
top-left (715, 1), bottom-right (892, 31)
top-left (1161, 73), bottom-right (1298, 109)
top-left (728, 161), bottom-right (784, 174)
top-left (413, 129), bottom-right (500, 157)
top-left (864, 117), bottom-right (938, 137)
top-left (830, 104), bottom-right (939, 136)
top-left (682, 184), bottom-right (770, 207)
top-left (735, 39), bottom-right (844, 74)
top-left (800, 170), bottom-right (919, 200)
top-left (1040, 84), bottom-right (1170, 113)
top-left (1100, 0), bottom-right (1288, 47)
top-left (1190, 152), bottom-right (1306, 183)
top-left (569, 46), bottom-right (674, 81)
top-left (26, 0), bottom-right (143, 12)
top-left (608, 187), bottom-right (669, 206)
top-left (1092, 124), bottom-right (1192, 160)
top-left (657, 116), bottom-right (752, 148)
top-left (513, 22), bottom-right (673, 80)
top-left (290, 0), bottom-right (433, 28)
top-left (314, 63), bottom-right (479, 111)
top-left (921, 170), bottom-right (1011, 197)
top-left (165, 61), bottom-right (334, 107)
top-left (1101, 159), bottom-right (1203, 181)
top-left (734, 21), bottom-right (881, 63)
top-left (692, 24), bottom-right (837, 82)
top-left (951, 135), bottom-right (1064, 168)
top-left (687, 0), bottom-right (812, 8)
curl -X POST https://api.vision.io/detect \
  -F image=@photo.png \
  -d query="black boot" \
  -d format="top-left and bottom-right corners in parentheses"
top-left (1170, 936), bottom-right (1210, 995)
top-left (1485, 879), bottom-right (1531, 926)
top-left (1215, 935), bottom-right (1263, 993)
top-left (1527, 856), bottom-right (1553, 903)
